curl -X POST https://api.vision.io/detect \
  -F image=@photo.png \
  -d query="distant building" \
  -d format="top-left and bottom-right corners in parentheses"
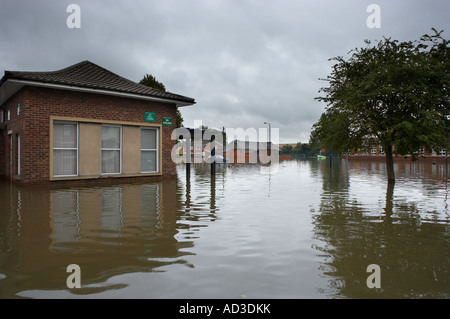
top-left (277, 143), bottom-right (297, 149)
top-left (344, 145), bottom-right (448, 163)
top-left (225, 140), bottom-right (279, 163)
top-left (0, 60), bottom-right (195, 184)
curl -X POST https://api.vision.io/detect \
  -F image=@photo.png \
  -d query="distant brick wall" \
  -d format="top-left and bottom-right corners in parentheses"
top-left (1, 86), bottom-right (178, 185)
top-left (343, 154), bottom-right (448, 164)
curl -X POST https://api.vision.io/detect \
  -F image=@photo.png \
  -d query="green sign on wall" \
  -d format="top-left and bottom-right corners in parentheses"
top-left (145, 112), bottom-right (156, 122)
top-left (162, 117), bottom-right (173, 127)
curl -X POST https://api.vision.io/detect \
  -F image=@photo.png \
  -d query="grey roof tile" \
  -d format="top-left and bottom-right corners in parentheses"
top-left (2, 60), bottom-right (195, 105)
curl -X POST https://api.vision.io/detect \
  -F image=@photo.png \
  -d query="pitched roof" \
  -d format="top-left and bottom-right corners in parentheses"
top-left (0, 60), bottom-right (195, 106)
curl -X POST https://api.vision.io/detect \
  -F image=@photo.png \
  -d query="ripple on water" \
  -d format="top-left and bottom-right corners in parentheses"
top-left (0, 160), bottom-right (449, 299)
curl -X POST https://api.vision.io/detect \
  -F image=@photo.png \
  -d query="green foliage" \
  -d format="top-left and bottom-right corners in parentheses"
top-left (176, 109), bottom-right (184, 128)
top-left (313, 29), bottom-right (449, 154)
top-left (282, 144), bottom-right (293, 153)
top-left (139, 74), bottom-right (166, 92)
top-left (311, 29), bottom-right (449, 182)
top-left (293, 143), bottom-right (314, 152)
top-left (139, 73), bottom-right (184, 127)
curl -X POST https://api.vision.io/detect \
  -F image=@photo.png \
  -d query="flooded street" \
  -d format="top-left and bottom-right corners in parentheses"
top-left (0, 158), bottom-right (449, 299)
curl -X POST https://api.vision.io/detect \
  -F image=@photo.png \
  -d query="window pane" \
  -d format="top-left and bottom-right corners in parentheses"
top-left (102, 150), bottom-right (120, 174)
top-left (53, 123), bottom-right (77, 148)
top-left (141, 129), bottom-right (157, 150)
top-left (53, 150), bottom-right (77, 176)
top-left (102, 126), bottom-right (120, 149)
top-left (141, 150), bottom-right (157, 172)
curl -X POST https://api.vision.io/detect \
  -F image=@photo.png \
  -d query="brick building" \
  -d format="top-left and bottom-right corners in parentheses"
top-left (224, 141), bottom-right (279, 163)
top-left (0, 61), bottom-right (195, 185)
top-left (343, 145), bottom-right (448, 164)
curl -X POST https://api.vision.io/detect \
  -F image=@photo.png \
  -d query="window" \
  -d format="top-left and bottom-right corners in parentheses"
top-left (17, 104), bottom-right (21, 116)
top-left (53, 122), bottom-right (78, 176)
top-left (141, 127), bottom-right (158, 173)
top-left (371, 146), bottom-right (377, 156)
top-left (0, 110), bottom-right (4, 123)
top-left (7, 110), bottom-right (10, 121)
top-left (439, 150), bottom-right (446, 156)
top-left (102, 125), bottom-right (121, 174)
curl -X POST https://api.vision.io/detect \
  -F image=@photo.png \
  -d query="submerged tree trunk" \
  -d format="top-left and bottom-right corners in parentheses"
top-left (383, 181), bottom-right (395, 227)
top-left (385, 144), bottom-right (395, 184)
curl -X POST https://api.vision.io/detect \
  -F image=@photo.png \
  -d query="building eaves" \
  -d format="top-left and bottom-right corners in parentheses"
top-left (0, 60), bottom-right (195, 107)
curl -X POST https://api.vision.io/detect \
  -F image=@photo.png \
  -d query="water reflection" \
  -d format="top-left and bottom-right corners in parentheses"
top-left (0, 177), bottom-right (211, 298)
top-left (312, 159), bottom-right (450, 298)
top-left (0, 159), bottom-right (448, 299)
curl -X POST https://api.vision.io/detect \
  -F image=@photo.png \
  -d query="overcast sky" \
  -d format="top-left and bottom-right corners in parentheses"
top-left (1, 0), bottom-right (449, 143)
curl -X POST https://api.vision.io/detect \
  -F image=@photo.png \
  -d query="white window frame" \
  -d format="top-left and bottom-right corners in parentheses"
top-left (7, 110), bottom-right (10, 121)
top-left (53, 121), bottom-right (79, 177)
top-left (141, 127), bottom-right (159, 173)
top-left (101, 124), bottom-right (122, 175)
top-left (371, 146), bottom-right (377, 156)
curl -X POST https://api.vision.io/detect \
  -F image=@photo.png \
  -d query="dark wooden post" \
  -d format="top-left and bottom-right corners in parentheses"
top-left (211, 134), bottom-right (216, 176)
top-left (180, 133), bottom-right (191, 180)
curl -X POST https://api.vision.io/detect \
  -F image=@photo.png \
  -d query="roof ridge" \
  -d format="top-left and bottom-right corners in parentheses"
top-left (1, 60), bottom-right (195, 105)
top-left (5, 60), bottom-right (91, 76)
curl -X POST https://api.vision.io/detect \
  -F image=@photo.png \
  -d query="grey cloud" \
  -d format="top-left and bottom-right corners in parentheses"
top-left (1, 0), bottom-right (449, 143)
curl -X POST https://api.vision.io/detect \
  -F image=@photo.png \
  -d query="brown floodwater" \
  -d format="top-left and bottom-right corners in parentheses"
top-left (0, 158), bottom-right (448, 299)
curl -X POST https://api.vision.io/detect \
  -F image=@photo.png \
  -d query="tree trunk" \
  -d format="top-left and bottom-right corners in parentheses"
top-left (384, 182), bottom-right (394, 223)
top-left (385, 144), bottom-right (395, 184)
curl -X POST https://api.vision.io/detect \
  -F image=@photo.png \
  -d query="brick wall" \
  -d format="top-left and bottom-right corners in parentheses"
top-left (0, 90), bottom-right (26, 181)
top-left (2, 86), bottom-right (179, 184)
top-left (0, 129), bottom-right (4, 178)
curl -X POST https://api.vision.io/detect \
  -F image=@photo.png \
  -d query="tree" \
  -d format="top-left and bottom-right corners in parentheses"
top-left (282, 144), bottom-right (293, 153)
top-left (311, 29), bottom-right (449, 184)
top-left (139, 74), bottom-right (166, 91)
top-left (176, 110), bottom-right (184, 128)
top-left (139, 73), bottom-right (184, 127)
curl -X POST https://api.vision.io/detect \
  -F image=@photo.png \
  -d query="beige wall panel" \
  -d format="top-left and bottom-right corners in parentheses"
top-left (78, 188), bottom-right (103, 238)
top-left (121, 184), bottom-right (142, 227)
top-left (123, 126), bottom-right (141, 174)
top-left (79, 123), bottom-right (101, 176)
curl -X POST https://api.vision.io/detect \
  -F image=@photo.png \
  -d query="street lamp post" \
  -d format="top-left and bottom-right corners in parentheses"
top-left (264, 121), bottom-right (271, 144)
top-left (264, 121), bottom-right (271, 157)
